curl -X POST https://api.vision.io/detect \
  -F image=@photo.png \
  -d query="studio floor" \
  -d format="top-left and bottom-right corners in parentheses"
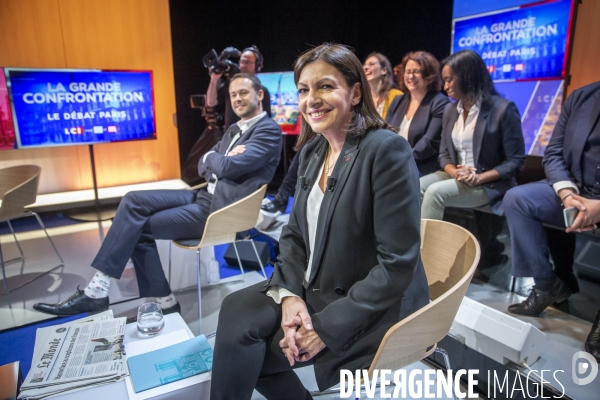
top-left (1, 212), bottom-right (599, 399)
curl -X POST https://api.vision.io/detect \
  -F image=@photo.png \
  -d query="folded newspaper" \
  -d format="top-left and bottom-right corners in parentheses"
top-left (18, 311), bottom-right (128, 400)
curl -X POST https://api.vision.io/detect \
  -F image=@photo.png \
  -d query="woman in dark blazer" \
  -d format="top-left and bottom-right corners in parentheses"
top-left (385, 51), bottom-right (449, 176)
top-left (210, 43), bottom-right (429, 399)
top-left (420, 50), bottom-right (526, 220)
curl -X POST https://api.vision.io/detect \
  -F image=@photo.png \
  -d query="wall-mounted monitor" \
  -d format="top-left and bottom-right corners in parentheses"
top-left (256, 71), bottom-right (300, 135)
top-left (0, 68), bottom-right (16, 150)
top-left (4, 68), bottom-right (157, 148)
top-left (452, 0), bottom-right (575, 81)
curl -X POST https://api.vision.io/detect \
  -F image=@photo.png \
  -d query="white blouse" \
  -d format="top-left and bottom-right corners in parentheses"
top-left (266, 163), bottom-right (325, 303)
top-left (398, 115), bottom-right (411, 140)
top-left (305, 165), bottom-right (325, 283)
top-left (451, 101), bottom-right (480, 168)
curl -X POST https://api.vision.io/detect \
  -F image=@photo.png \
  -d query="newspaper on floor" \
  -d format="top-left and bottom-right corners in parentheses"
top-left (18, 312), bottom-right (128, 400)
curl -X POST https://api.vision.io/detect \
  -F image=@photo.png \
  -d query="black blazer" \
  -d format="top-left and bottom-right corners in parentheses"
top-left (439, 95), bottom-right (526, 214)
top-left (264, 129), bottom-right (429, 390)
top-left (198, 114), bottom-right (282, 213)
top-left (386, 91), bottom-right (450, 175)
top-left (543, 81), bottom-right (600, 192)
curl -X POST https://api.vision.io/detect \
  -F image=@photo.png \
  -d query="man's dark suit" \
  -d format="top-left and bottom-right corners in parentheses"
top-left (211, 129), bottom-right (429, 398)
top-left (91, 114), bottom-right (281, 297)
top-left (505, 81), bottom-right (600, 279)
top-left (385, 91), bottom-right (449, 176)
top-left (439, 95), bottom-right (526, 215)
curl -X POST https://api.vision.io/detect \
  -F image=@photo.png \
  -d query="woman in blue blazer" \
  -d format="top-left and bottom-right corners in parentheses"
top-left (420, 50), bottom-right (526, 220)
top-left (385, 51), bottom-right (449, 176)
top-left (210, 43), bottom-right (428, 399)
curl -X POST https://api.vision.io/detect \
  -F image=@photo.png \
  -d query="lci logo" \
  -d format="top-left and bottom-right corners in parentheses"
top-left (572, 351), bottom-right (598, 386)
top-left (63, 127), bottom-right (83, 135)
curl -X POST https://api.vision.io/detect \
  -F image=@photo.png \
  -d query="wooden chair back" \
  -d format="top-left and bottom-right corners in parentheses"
top-left (0, 165), bottom-right (41, 222)
top-left (173, 184), bottom-right (267, 249)
top-left (368, 219), bottom-right (480, 374)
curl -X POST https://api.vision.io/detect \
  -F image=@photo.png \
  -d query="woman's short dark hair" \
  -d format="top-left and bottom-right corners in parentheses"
top-left (365, 52), bottom-right (396, 94)
top-left (442, 50), bottom-right (497, 105)
top-left (398, 51), bottom-right (442, 93)
top-left (293, 43), bottom-right (393, 149)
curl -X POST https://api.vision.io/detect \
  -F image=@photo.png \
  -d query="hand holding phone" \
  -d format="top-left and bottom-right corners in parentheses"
top-left (563, 206), bottom-right (579, 227)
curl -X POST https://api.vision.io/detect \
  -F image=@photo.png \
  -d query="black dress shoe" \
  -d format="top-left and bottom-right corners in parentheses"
top-left (261, 196), bottom-right (288, 213)
top-left (508, 278), bottom-right (572, 317)
top-left (33, 287), bottom-right (109, 316)
top-left (585, 310), bottom-right (600, 363)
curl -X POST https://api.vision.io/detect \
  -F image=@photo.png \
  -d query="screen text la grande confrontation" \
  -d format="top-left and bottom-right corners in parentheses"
top-left (22, 82), bottom-right (145, 104)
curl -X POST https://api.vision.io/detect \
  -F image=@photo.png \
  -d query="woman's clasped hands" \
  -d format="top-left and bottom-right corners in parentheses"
top-left (455, 164), bottom-right (479, 186)
top-left (279, 296), bottom-right (326, 366)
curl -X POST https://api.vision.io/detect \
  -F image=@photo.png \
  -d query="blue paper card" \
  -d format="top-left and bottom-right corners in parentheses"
top-left (127, 334), bottom-right (213, 393)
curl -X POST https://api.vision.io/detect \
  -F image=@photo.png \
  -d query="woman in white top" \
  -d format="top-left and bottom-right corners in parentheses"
top-left (210, 43), bottom-right (428, 399)
top-left (385, 51), bottom-right (449, 176)
top-left (420, 50), bottom-right (526, 220)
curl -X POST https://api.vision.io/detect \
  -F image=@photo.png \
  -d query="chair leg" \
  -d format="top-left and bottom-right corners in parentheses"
top-left (1, 221), bottom-right (24, 266)
top-left (232, 242), bottom-right (245, 282)
top-left (435, 347), bottom-right (459, 400)
top-left (196, 248), bottom-right (203, 335)
top-left (0, 214), bottom-right (64, 295)
top-left (0, 240), bottom-right (8, 295)
top-left (33, 212), bottom-right (64, 264)
top-left (249, 239), bottom-right (268, 279)
top-left (510, 276), bottom-right (516, 293)
top-left (168, 241), bottom-right (172, 285)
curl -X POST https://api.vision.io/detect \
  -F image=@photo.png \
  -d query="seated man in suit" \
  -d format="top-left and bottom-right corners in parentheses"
top-left (504, 80), bottom-right (600, 318)
top-left (33, 73), bottom-right (282, 316)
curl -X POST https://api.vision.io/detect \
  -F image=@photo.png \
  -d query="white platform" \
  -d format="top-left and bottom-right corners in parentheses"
top-left (30, 179), bottom-right (190, 211)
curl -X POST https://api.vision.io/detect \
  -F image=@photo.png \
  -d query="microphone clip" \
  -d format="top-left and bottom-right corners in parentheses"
top-left (300, 176), bottom-right (308, 190)
top-left (327, 176), bottom-right (336, 192)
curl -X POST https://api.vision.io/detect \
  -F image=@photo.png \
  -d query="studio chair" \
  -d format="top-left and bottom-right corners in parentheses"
top-left (313, 219), bottom-right (480, 399)
top-left (169, 184), bottom-right (268, 334)
top-left (0, 165), bottom-right (64, 295)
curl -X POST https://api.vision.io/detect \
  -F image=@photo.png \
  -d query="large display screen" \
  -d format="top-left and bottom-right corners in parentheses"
top-left (257, 71), bottom-right (300, 135)
top-left (495, 79), bottom-right (564, 156)
top-left (5, 68), bottom-right (156, 148)
top-left (452, 0), bottom-right (575, 81)
top-left (0, 68), bottom-right (16, 150)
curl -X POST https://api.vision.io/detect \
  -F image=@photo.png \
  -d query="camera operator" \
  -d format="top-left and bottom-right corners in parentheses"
top-left (206, 46), bottom-right (271, 134)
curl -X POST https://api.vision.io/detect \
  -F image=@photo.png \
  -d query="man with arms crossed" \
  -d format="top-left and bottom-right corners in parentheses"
top-left (34, 73), bottom-right (282, 316)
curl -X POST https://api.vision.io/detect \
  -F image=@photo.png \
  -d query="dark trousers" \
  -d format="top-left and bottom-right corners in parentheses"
top-left (278, 149), bottom-right (301, 199)
top-left (91, 189), bottom-right (211, 297)
top-left (504, 181), bottom-right (572, 279)
top-left (211, 282), bottom-right (315, 400)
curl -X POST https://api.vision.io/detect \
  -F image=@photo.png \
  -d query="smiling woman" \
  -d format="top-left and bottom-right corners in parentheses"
top-left (363, 52), bottom-right (402, 118)
top-left (419, 49), bottom-right (526, 220)
top-left (210, 43), bottom-right (429, 399)
top-left (385, 51), bottom-right (449, 176)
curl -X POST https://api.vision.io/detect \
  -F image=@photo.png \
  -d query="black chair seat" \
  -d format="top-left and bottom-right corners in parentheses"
top-left (175, 238), bottom-right (202, 247)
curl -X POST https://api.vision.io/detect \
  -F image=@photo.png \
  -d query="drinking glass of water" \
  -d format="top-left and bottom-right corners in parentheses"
top-left (137, 302), bottom-right (164, 337)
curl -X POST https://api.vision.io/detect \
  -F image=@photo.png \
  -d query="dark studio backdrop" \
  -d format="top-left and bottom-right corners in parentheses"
top-left (169, 0), bottom-right (453, 185)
